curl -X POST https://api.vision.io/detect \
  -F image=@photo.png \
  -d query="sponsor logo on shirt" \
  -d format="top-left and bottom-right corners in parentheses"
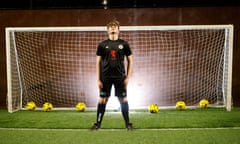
top-left (110, 50), bottom-right (117, 60)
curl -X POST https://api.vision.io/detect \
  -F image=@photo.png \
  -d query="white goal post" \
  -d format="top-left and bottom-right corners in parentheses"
top-left (6, 25), bottom-right (234, 113)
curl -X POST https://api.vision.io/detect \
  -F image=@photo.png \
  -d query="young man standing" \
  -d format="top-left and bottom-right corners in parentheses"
top-left (91, 20), bottom-right (133, 130)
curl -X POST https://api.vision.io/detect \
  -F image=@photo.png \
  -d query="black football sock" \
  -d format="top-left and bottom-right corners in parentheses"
top-left (120, 101), bottom-right (130, 125)
top-left (96, 103), bottom-right (106, 126)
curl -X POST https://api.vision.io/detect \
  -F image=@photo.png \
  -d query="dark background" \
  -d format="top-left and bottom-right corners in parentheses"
top-left (0, 0), bottom-right (240, 108)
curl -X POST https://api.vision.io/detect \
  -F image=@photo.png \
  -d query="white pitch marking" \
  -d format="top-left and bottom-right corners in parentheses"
top-left (1, 127), bottom-right (240, 131)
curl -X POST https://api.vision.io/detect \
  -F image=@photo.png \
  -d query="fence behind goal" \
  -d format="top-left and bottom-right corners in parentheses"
top-left (6, 25), bottom-right (233, 113)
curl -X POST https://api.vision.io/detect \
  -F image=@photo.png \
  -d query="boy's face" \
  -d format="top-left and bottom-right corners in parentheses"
top-left (107, 25), bottom-right (119, 35)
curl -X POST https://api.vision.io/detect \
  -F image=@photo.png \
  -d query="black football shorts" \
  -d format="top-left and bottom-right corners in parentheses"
top-left (100, 78), bottom-right (127, 98)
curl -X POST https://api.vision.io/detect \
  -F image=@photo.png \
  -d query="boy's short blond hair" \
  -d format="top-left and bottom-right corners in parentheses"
top-left (107, 20), bottom-right (120, 29)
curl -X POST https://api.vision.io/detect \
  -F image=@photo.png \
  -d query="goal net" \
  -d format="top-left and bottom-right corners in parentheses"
top-left (6, 25), bottom-right (233, 113)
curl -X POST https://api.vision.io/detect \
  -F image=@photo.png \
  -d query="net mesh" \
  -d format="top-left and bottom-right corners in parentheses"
top-left (7, 27), bottom-right (230, 111)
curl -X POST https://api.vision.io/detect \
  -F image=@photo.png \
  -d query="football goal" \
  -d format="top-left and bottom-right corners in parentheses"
top-left (6, 25), bottom-right (233, 113)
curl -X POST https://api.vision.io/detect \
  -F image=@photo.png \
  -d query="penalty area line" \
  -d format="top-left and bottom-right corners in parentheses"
top-left (1, 127), bottom-right (240, 131)
top-left (138, 127), bottom-right (240, 131)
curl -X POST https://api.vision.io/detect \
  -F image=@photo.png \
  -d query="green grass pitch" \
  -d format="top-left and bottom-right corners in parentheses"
top-left (0, 108), bottom-right (240, 144)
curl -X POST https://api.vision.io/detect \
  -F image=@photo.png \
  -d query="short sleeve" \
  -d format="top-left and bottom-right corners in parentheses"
top-left (124, 42), bottom-right (132, 56)
top-left (96, 43), bottom-right (103, 56)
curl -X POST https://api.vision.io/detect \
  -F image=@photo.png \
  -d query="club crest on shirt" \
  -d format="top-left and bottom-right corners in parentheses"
top-left (118, 44), bottom-right (123, 49)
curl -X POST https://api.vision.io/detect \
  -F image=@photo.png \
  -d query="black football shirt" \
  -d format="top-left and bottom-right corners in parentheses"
top-left (96, 39), bottom-right (132, 79)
